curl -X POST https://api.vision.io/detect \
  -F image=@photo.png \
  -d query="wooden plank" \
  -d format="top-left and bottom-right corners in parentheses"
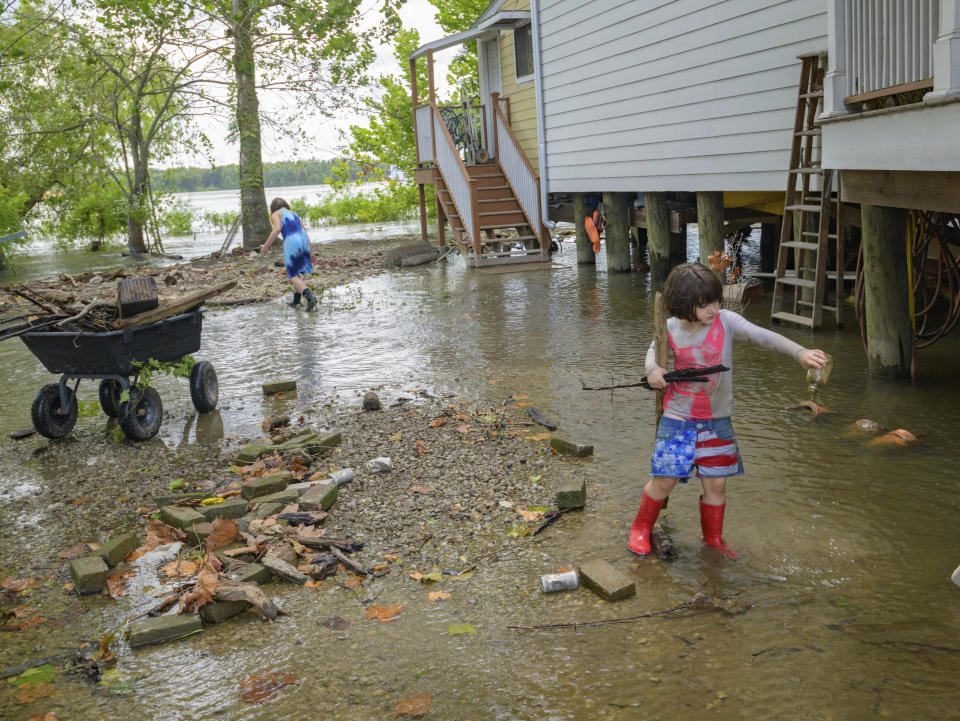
top-left (115, 279), bottom-right (236, 328)
top-left (841, 170), bottom-right (960, 215)
top-left (844, 78), bottom-right (933, 105)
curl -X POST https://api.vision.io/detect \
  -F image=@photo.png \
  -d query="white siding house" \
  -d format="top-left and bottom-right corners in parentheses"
top-left (537, 0), bottom-right (827, 195)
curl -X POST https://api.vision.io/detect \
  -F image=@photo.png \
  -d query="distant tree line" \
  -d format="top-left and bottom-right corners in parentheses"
top-left (153, 159), bottom-right (371, 193)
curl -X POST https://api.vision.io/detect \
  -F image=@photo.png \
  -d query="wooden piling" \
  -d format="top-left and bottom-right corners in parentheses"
top-left (603, 192), bottom-right (631, 272)
top-left (759, 221), bottom-right (779, 274)
top-left (646, 192), bottom-right (671, 284)
top-left (572, 193), bottom-right (596, 265)
top-left (861, 204), bottom-right (913, 378)
top-left (696, 191), bottom-right (724, 265)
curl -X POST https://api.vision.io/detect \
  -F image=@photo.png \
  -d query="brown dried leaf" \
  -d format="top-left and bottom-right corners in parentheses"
top-left (1, 577), bottom-right (40, 593)
top-left (408, 485), bottom-right (430, 494)
top-left (393, 693), bottom-right (433, 717)
top-left (9, 606), bottom-right (36, 618)
top-left (388, 431), bottom-right (403, 442)
top-left (15, 682), bottom-right (60, 704)
top-left (7, 615), bottom-right (46, 631)
top-left (428, 416), bottom-right (447, 428)
top-left (57, 543), bottom-right (89, 560)
top-left (206, 518), bottom-right (242, 554)
top-left (455, 423), bottom-right (472, 434)
top-left (238, 670), bottom-right (298, 704)
top-left (455, 412), bottom-right (472, 422)
top-left (363, 604), bottom-right (402, 623)
top-left (516, 508), bottom-right (545, 522)
top-left (507, 429), bottom-right (529, 437)
top-left (71, 499), bottom-right (88, 505)
top-left (106, 571), bottom-right (134, 599)
top-left (514, 401), bottom-right (534, 408)
top-left (160, 559), bottom-right (200, 578)
top-left (414, 440), bottom-right (428, 455)
top-left (127, 520), bottom-right (186, 562)
top-left (179, 564), bottom-right (220, 612)
top-left (304, 579), bottom-right (323, 589)
top-left (341, 572), bottom-right (365, 588)
top-left (428, 591), bottom-right (451, 601)
top-left (525, 432), bottom-right (552, 441)
top-left (27, 713), bottom-right (59, 721)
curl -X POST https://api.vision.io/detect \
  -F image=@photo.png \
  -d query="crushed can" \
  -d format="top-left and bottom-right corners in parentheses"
top-left (329, 468), bottom-right (355, 486)
top-left (540, 569), bottom-right (579, 593)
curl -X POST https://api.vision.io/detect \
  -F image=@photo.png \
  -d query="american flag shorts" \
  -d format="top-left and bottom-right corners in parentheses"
top-left (649, 416), bottom-right (744, 479)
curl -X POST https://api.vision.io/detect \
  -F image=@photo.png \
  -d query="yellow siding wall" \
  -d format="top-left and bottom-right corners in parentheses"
top-left (499, 0), bottom-right (539, 173)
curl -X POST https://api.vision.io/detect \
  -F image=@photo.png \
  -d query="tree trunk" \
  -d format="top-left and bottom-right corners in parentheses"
top-left (232, 0), bottom-right (271, 249)
top-left (125, 118), bottom-right (149, 254)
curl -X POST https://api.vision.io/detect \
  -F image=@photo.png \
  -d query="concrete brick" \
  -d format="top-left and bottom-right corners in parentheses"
top-left (159, 505), bottom-right (206, 530)
top-left (242, 502), bottom-right (284, 522)
top-left (306, 431), bottom-right (342, 455)
top-left (556, 479), bottom-right (587, 510)
top-left (227, 562), bottom-right (273, 586)
top-left (198, 497), bottom-right (249, 522)
top-left (129, 613), bottom-right (202, 648)
top-left (578, 559), bottom-right (635, 601)
top-left (69, 556), bottom-right (109, 594)
top-left (241, 471), bottom-right (291, 500)
top-left (94, 531), bottom-right (139, 567)
top-left (201, 600), bottom-right (251, 624)
top-left (154, 491), bottom-right (213, 507)
top-left (186, 523), bottom-right (214, 546)
top-left (550, 437), bottom-right (594, 458)
top-left (238, 440), bottom-right (272, 463)
top-left (254, 488), bottom-right (299, 506)
top-left (262, 380), bottom-right (297, 395)
top-left (299, 482), bottom-right (338, 511)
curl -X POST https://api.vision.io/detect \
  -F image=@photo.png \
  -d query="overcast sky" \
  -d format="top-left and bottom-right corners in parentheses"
top-left (171, 0), bottom-right (457, 169)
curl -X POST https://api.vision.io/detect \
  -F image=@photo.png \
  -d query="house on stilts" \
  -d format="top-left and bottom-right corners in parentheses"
top-left (410, 0), bottom-right (960, 378)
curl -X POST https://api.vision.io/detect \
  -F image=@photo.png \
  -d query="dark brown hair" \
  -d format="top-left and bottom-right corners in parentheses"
top-left (270, 197), bottom-right (290, 214)
top-left (663, 262), bottom-right (723, 321)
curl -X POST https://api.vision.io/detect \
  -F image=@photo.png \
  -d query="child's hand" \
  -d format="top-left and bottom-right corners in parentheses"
top-left (801, 349), bottom-right (829, 369)
top-left (646, 367), bottom-right (668, 389)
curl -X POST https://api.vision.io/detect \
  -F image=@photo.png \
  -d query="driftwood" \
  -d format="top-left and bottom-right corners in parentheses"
top-left (214, 579), bottom-right (285, 621)
top-left (289, 535), bottom-right (363, 553)
top-left (329, 545), bottom-right (372, 576)
top-left (527, 407), bottom-right (558, 430)
top-left (260, 554), bottom-right (306, 585)
top-left (531, 507), bottom-right (574, 536)
top-left (650, 525), bottom-right (678, 561)
top-left (115, 279), bottom-right (236, 328)
top-left (55, 296), bottom-right (99, 328)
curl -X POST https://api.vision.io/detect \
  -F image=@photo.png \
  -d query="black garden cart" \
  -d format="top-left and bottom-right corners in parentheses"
top-left (20, 308), bottom-right (218, 441)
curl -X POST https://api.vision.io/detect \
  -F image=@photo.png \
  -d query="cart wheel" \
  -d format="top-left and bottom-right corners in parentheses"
top-left (119, 386), bottom-right (163, 441)
top-left (31, 383), bottom-right (78, 439)
top-left (98, 380), bottom-right (124, 418)
top-left (189, 360), bottom-right (218, 413)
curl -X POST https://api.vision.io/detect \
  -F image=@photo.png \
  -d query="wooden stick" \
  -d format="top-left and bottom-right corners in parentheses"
top-left (330, 545), bottom-right (372, 576)
top-left (55, 296), bottom-right (99, 328)
top-left (115, 279), bottom-right (236, 328)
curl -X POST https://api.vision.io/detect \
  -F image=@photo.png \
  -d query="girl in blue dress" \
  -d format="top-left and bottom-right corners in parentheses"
top-left (259, 197), bottom-right (319, 310)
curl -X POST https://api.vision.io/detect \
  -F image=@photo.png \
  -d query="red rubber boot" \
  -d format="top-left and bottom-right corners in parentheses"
top-left (627, 492), bottom-right (665, 556)
top-left (699, 496), bottom-right (739, 559)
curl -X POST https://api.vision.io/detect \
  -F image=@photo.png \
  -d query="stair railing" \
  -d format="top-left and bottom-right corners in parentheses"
top-left (492, 101), bottom-right (546, 249)
top-left (431, 101), bottom-right (480, 253)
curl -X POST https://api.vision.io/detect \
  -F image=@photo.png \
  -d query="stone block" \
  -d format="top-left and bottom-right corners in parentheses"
top-left (129, 613), bottom-right (202, 648)
top-left (69, 556), bottom-right (109, 594)
top-left (550, 437), bottom-right (594, 458)
top-left (262, 380), bottom-right (297, 395)
top-left (154, 491), bottom-right (213, 507)
top-left (227, 562), bottom-right (274, 586)
top-left (199, 497), bottom-right (249, 522)
top-left (306, 431), bottom-right (341, 455)
top-left (201, 600), bottom-right (251, 624)
top-left (160, 505), bottom-right (206, 530)
top-left (238, 440), bottom-right (272, 463)
top-left (94, 531), bottom-right (139, 567)
top-left (241, 471), bottom-right (292, 500)
top-left (266, 432), bottom-right (317, 454)
top-left (186, 523), bottom-right (214, 546)
top-left (556, 479), bottom-right (587, 510)
top-left (242, 502), bottom-right (284, 522)
top-left (299, 482), bottom-right (338, 511)
top-left (578, 559), bottom-right (635, 602)
top-left (254, 488), bottom-right (299, 506)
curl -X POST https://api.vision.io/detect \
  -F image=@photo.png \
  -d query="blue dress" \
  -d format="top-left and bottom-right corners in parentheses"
top-left (279, 209), bottom-right (313, 279)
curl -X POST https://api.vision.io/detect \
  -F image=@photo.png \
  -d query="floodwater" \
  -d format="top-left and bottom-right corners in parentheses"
top-left (2, 233), bottom-right (960, 720)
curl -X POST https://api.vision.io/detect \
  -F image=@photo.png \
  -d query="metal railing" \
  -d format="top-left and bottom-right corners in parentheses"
top-left (493, 103), bottom-right (544, 248)
top-left (431, 103), bottom-right (479, 251)
top-left (415, 104), bottom-right (433, 164)
top-left (844, 0), bottom-right (938, 101)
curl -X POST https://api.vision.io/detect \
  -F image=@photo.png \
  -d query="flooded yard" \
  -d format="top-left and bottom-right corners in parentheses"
top-left (1, 238), bottom-right (959, 720)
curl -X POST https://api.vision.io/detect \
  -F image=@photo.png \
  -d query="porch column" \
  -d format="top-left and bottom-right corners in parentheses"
top-left (861, 204), bottom-right (913, 379)
top-left (572, 193), bottom-right (595, 265)
top-left (822, 0), bottom-right (852, 118)
top-left (925, 0), bottom-right (960, 102)
top-left (646, 192), bottom-right (672, 284)
top-left (696, 191), bottom-right (723, 265)
top-left (603, 191), bottom-right (631, 272)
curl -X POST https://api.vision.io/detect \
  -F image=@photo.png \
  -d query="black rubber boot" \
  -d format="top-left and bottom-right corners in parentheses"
top-left (288, 292), bottom-right (302, 308)
top-left (303, 288), bottom-right (318, 311)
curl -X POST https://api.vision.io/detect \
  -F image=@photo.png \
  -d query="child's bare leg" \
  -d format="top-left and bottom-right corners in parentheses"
top-left (291, 275), bottom-right (307, 293)
top-left (644, 476), bottom-right (678, 501)
top-left (700, 476), bottom-right (726, 506)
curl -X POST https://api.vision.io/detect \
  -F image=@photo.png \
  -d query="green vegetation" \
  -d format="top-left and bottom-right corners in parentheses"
top-left (153, 159), bottom-right (363, 193)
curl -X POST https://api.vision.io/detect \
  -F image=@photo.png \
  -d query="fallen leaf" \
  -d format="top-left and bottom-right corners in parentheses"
top-left (57, 543), bottom-right (89, 560)
top-left (373, 564), bottom-right (388, 572)
top-left (511, 394), bottom-right (529, 400)
top-left (517, 508), bottom-right (545, 522)
top-left (418, 572), bottom-right (442, 584)
top-left (428, 591), bottom-right (451, 601)
top-left (408, 485), bottom-right (430, 494)
top-left (7, 615), bottom-right (45, 631)
top-left (200, 497), bottom-right (224, 506)
top-left (389, 431), bottom-right (403, 441)
top-left (218, 489), bottom-right (242, 499)
top-left (1, 578), bottom-right (40, 593)
top-left (447, 622), bottom-right (477, 636)
top-left (27, 713), bottom-right (58, 721)
top-left (514, 401), bottom-right (534, 407)
top-left (304, 579), bottom-right (323, 589)
top-left (206, 518), bottom-right (242, 554)
top-left (525, 432), bottom-right (552, 441)
top-left (408, 571), bottom-right (423, 581)
top-left (15, 682), bottom-right (60, 704)
top-left (179, 564), bottom-right (220, 612)
top-left (393, 693), bottom-right (433, 718)
top-left (487, 379), bottom-right (501, 384)
top-left (238, 670), bottom-right (298, 704)
top-left (428, 417), bottom-right (447, 428)
top-left (364, 604), bottom-right (403, 623)
top-left (455, 423), bottom-right (472, 434)
top-left (62, 583), bottom-right (74, 592)
top-left (8, 606), bottom-right (35, 618)
top-left (160, 559), bottom-right (200, 578)
top-left (71, 499), bottom-right (88, 505)
top-left (508, 429), bottom-right (529, 436)
top-left (455, 412), bottom-right (472, 422)
top-left (127, 520), bottom-right (186, 562)
top-left (414, 440), bottom-right (428, 455)
top-left (341, 572), bottom-right (365, 588)
top-left (106, 571), bottom-right (134, 598)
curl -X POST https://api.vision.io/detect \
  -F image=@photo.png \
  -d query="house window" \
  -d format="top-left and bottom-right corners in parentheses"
top-left (514, 23), bottom-right (534, 81)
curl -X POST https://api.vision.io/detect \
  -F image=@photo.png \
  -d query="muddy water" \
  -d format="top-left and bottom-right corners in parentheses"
top-left (3, 240), bottom-right (960, 719)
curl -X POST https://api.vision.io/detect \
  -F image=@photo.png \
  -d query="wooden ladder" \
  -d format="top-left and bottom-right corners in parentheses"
top-left (771, 54), bottom-right (844, 331)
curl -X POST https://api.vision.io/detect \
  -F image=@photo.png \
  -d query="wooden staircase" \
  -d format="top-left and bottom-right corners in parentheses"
top-left (771, 53), bottom-right (844, 330)
top-left (435, 163), bottom-right (548, 267)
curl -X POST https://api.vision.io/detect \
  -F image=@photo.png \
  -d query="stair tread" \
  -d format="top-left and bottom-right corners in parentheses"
top-left (782, 241), bottom-right (820, 250)
top-left (801, 91), bottom-right (823, 98)
top-left (479, 210), bottom-right (525, 216)
top-left (802, 231), bottom-right (839, 239)
top-left (482, 236), bottom-right (537, 244)
top-left (795, 128), bottom-right (822, 136)
top-left (785, 204), bottom-right (823, 212)
top-left (771, 311), bottom-right (815, 327)
top-left (775, 276), bottom-right (817, 288)
top-left (791, 167), bottom-right (824, 174)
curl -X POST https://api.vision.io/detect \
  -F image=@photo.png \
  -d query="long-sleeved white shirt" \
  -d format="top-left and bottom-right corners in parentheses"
top-left (644, 309), bottom-right (809, 420)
